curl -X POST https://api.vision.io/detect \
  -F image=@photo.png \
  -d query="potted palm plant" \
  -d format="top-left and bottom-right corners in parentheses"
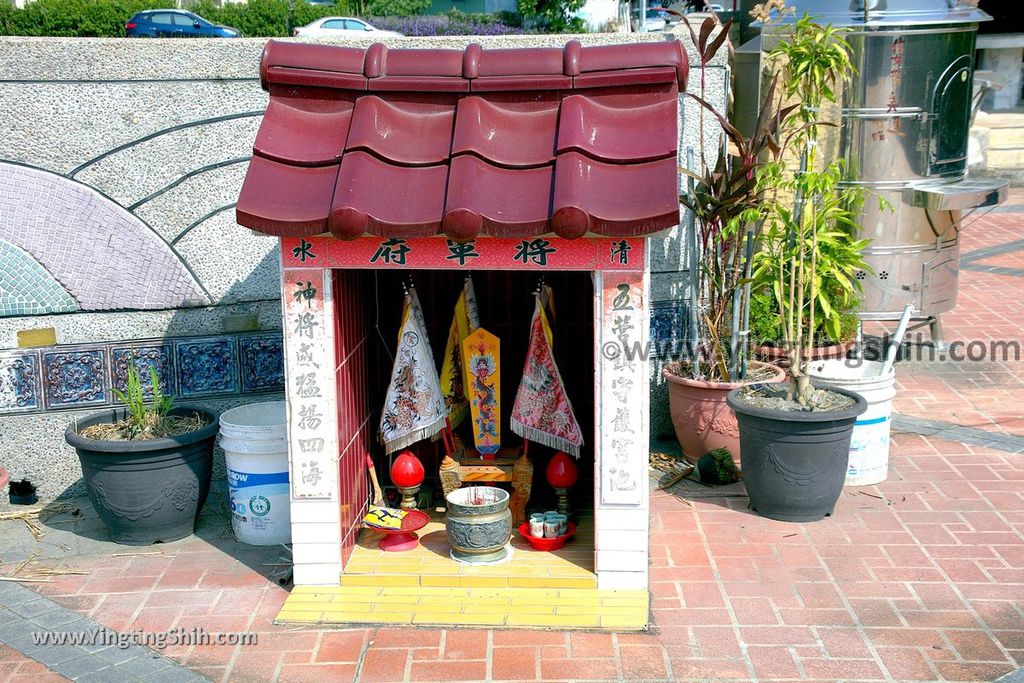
top-left (663, 15), bottom-right (790, 468)
top-left (726, 12), bottom-right (869, 522)
top-left (65, 359), bottom-right (218, 545)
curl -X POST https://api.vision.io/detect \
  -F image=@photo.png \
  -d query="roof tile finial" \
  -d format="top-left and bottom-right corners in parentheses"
top-left (364, 43), bottom-right (386, 79)
top-left (464, 43), bottom-right (482, 79)
top-left (564, 40), bottom-right (582, 77)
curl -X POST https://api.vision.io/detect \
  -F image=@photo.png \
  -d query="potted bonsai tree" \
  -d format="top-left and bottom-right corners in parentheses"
top-left (663, 15), bottom-right (791, 468)
top-left (65, 358), bottom-right (218, 545)
top-left (726, 13), bottom-right (868, 521)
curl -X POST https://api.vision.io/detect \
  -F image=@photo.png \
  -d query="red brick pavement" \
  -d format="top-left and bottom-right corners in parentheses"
top-left (4, 199), bottom-right (1023, 683)
top-left (4, 428), bottom-right (1018, 683)
top-left (0, 644), bottom-right (67, 683)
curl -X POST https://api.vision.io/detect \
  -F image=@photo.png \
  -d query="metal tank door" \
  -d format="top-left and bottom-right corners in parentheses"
top-left (929, 54), bottom-right (973, 177)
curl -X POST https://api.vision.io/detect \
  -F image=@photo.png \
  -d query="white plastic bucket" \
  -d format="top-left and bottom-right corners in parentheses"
top-left (809, 359), bottom-right (896, 486)
top-left (219, 401), bottom-right (291, 545)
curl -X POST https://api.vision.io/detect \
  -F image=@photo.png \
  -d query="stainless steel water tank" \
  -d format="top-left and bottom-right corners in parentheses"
top-left (748, 0), bottom-right (1009, 338)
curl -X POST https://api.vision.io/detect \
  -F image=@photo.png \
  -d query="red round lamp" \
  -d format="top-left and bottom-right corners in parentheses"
top-left (546, 452), bottom-right (579, 488)
top-left (546, 451), bottom-right (579, 517)
top-left (391, 450), bottom-right (424, 510)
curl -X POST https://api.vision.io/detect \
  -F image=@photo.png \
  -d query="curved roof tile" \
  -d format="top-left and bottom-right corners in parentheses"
top-left (237, 40), bottom-right (687, 240)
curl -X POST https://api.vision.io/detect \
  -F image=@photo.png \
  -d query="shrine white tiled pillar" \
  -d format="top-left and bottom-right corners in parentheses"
top-left (282, 263), bottom-right (343, 585)
top-left (593, 264), bottom-right (651, 590)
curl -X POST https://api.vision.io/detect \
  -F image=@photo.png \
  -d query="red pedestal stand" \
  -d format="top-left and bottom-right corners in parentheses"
top-left (374, 509), bottom-right (430, 552)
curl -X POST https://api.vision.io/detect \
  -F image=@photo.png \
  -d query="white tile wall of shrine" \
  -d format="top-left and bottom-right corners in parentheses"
top-left (280, 235), bottom-right (651, 590)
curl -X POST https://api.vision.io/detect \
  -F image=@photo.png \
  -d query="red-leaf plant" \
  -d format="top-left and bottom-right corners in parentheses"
top-left (676, 15), bottom-right (796, 382)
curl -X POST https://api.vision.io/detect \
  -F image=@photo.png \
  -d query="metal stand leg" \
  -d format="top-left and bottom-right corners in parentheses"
top-left (929, 315), bottom-right (948, 353)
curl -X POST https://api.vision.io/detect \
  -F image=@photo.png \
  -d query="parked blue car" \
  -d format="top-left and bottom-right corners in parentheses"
top-left (125, 10), bottom-right (241, 38)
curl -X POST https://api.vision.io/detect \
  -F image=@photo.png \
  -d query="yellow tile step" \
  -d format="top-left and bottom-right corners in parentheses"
top-left (277, 586), bottom-right (649, 631)
top-left (338, 573), bottom-right (597, 590)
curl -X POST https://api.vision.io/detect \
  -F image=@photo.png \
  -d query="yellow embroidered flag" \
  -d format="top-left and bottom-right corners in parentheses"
top-left (462, 327), bottom-right (501, 456)
top-left (439, 277), bottom-right (480, 429)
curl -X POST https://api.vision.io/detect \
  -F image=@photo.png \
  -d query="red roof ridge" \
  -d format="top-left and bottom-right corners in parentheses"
top-left (259, 39), bottom-right (687, 93)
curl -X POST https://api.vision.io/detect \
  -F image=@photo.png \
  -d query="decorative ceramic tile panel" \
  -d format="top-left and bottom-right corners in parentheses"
top-left (650, 300), bottom-right (685, 358)
top-left (111, 344), bottom-right (174, 399)
top-left (239, 334), bottom-right (286, 393)
top-left (174, 337), bottom-right (239, 398)
top-left (598, 271), bottom-right (646, 506)
top-left (42, 348), bottom-right (108, 409)
top-left (0, 331), bottom-right (283, 415)
top-left (0, 351), bottom-right (41, 412)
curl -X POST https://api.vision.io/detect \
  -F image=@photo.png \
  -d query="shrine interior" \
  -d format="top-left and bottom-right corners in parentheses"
top-left (362, 269), bottom-right (593, 505)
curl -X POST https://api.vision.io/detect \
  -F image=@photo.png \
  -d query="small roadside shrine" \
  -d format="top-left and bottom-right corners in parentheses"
top-left (234, 38), bottom-right (687, 630)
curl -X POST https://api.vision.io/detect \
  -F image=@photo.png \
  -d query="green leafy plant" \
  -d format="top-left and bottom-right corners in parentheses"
top-left (748, 289), bottom-right (860, 349)
top-left (516, 0), bottom-right (584, 33)
top-left (365, 0), bottom-right (429, 16)
top-left (756, 12), bottom-right (869, 403)
top-left (1, 0), bottom-right (175, 37)
top-left (112, 358), bottom-right (175, 440)
top-left (751, 207), bottom-right (870, 345)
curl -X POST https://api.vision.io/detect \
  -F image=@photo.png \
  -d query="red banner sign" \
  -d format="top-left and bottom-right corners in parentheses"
top-left (281, 235), bottom-right (644, 272)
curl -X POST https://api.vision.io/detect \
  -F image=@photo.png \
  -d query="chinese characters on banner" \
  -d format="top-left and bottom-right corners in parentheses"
top-left (599, 272), bottom-right (645, 506)
top-left (284, 267), bottom-right (336, 500)
top-left (282, 236), bottom-right (644, 272)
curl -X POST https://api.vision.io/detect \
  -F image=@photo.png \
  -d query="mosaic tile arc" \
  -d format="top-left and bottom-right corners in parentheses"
top-left (0, 239), bottom-right (78, 317)
top-left (0, 332), bottom-right (283, 415)
top-left (0, 163), bottom-right (209, 312)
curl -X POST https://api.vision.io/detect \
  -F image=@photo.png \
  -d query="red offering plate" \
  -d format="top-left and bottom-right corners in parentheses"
top-left (517, 522), bottom-right (576, 551)
top-left (368, 509), bottom-right (431, 552)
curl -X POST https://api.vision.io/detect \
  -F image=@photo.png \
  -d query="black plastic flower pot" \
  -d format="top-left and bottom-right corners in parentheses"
top-left (726, 384), bottom-right (867, 522)
top-left (65, 406), bottom-right (218, 545)
top-left (8, 478), bottom-right (37, 506)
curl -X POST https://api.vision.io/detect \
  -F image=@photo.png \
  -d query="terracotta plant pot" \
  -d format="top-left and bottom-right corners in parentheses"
top-left (755, 340), bottom-right (854, 368)
top-left (663, 361), bottom-right (786, 467)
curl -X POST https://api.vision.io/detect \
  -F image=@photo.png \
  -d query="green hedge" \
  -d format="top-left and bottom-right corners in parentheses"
top-left (0, 0), bottom-right (176, 37)
top-left (189, 0), bottom-right (351, 38)
top-left (0, 0), bottom-right (352, 38)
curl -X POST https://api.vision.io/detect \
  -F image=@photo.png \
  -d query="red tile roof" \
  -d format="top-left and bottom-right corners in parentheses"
top-left (236, 40), bottom-right (687, 240)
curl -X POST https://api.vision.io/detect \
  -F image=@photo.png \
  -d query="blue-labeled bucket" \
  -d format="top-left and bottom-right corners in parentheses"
top-left (809, 360), bottom-right (897, 486)
top-left (219, 402), bottom-right (291, 545)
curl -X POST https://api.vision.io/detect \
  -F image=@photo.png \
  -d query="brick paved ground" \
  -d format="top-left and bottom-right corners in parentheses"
top-left (0, 194), bottom-right (1021, 682)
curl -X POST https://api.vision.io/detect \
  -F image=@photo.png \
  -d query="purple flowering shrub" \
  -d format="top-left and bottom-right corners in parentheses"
top-left (370, 14), bottom-right (536, 36)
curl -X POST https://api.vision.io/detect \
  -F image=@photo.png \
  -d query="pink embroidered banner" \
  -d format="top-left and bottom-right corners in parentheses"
top-left (511, 294), bottom-right (583, 457)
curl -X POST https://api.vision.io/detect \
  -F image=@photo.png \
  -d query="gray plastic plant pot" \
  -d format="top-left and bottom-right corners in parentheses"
top-left (726, 384), bottom-right (867, 522)
top-left (65, 406), bottom-right (218, 545)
